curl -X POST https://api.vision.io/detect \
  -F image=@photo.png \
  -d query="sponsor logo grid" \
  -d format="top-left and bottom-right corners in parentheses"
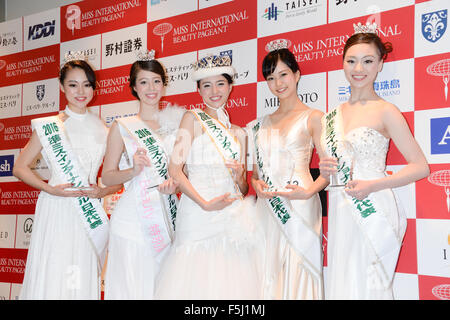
top-left (0, 0), bottom-right (448, 299)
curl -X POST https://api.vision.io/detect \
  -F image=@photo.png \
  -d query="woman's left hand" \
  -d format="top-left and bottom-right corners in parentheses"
top-left (157, 178), bottom-right (179, 195)
top-left (80, 184), bottom-right (105, 199)
top-left (271, 184), bottom-right (312, 200)
top-left (344, 180), bottom-right (375, 200)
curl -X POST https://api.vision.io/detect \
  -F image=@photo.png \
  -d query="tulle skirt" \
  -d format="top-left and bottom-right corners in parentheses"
top-left (154, 196), bottom-right (264, 300)
top-left (20, 192), bottom-right (100, 300)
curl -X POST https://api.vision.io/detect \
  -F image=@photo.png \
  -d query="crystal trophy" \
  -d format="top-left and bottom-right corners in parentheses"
top-left (325, 139), bottom-right (354, 190)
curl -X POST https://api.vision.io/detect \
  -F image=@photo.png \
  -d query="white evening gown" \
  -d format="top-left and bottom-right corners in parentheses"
top-left (323, 105), bottom-right (407, 300)
top-left (154, 132), bottom-right (264, 300)
top-left (20, 108), bottom-right (107, 300)
top-left (104, 105), bottom-right (184, 300)
top-left (254, 110), bottom-right (323, 300)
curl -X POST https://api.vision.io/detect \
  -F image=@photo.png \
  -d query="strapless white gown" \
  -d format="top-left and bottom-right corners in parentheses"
top-left (154, 132), bottom-right (264, 300)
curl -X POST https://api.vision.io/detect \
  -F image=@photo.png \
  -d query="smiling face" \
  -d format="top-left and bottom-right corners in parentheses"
top-left (343, 42), bottom-right (384, 89)
top-left (198, 74), bottom-right (232, 109)
top-left (133, 69), bottom-right (164, 107)
top-left (60, 67), bottom-right (94, 112)
top-left (265, 60), bottom-right (300, 100)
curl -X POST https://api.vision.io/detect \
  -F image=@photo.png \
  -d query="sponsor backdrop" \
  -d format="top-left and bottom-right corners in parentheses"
top-left (0, 0), bottom-right (449, 300)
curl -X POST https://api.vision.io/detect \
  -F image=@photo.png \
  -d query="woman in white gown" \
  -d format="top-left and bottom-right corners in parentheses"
top-left (154, 54), bottom-right (263, 300)
top-left (101, 50), bottom-right (185, 299)
top-left (319, 22), bottom-right (429, 299)
top-left (249, 43), bottom-right (328, 300)
top-left (13, 55), bottom-right (121, 299)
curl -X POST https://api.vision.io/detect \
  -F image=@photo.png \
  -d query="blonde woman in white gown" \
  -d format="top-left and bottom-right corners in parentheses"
top-left (101, 51), bottom-right (184, 299)
top-left (155, 54), bottom-right (263, 300)
top-left (249, 45), bottom-right (328, 300)
top-left (13, 57), bottom-right (121, 299)
top-left (319, 23), bottom-right (429, 299)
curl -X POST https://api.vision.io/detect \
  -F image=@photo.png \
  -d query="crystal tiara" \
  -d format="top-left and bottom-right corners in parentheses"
top-left (62, 51), bottom-right (87, 64)
top-left (353, 22), bottom-right (378, 34)
top-left (265, 39), bottom-right (290, 52)
top-left (192, 54), bottom-right (232, 71)
top-left (136, 49), bottom-right (156, 61)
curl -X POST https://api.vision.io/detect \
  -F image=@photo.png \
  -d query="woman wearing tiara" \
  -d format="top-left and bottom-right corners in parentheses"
top-left (154, 54), bottom-right (263, 299)
top-left (13, 53), bottom-right (121, 299)
top-left (101, 50), bottom-right (185, 299)
top-left (319, 23), bottom-right (429, 299)
top-left (248, 42), bottom-right (328, 300)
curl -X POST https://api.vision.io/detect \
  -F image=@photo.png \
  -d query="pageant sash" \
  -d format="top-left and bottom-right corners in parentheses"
top-left (252, 119), bottom-right (322, 278)
top-left (32, 116), bottom-right (109, 267)
top-left (190, 108), bottom-right (243, 198)
top-left (325, 107), bottom-right (402, 288)
top-left (117, 117), bottom-right (177, 260)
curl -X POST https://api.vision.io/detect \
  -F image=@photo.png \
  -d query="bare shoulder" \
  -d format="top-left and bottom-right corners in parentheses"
top-left (308, 108), bottom-right (324, 122)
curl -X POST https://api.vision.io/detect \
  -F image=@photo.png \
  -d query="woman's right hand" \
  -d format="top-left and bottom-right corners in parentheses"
top-left (319, 156), bottom-right (338, 180)
top-left (201, 193), bottom-right (237, 211)
top-left (132, 147), bottom-right (151, 177)
top-left (252, 179), bottom-right (273, 199)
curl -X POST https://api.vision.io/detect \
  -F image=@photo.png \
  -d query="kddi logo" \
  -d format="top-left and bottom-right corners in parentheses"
top-left (265, 92), bottom-right (319, 107)
top-left (28, 20), bottom-right (56, 41)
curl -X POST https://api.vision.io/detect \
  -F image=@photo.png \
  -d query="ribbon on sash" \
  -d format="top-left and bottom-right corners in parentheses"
top-left (251, 119), bottom-right (322, 279)
top-left (116, 117), bottom-right (177, 262)
top-left (325, 107), bottom-right (402, 288)
top-left (190, 108), bottom-right (243, 199)
top-left (32, 116), bottom-right (109, 268)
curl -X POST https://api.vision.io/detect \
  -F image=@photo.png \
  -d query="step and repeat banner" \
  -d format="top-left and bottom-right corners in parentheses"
top-left (0, 0), bottom-right (449, 300)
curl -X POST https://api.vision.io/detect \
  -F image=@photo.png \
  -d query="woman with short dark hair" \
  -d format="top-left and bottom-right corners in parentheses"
top-left (101, 49), bottom-right (185, 299)
top-left (249, 43), bottom-right (328, 300)
top-left (14, 53), bottom-right (121, 299)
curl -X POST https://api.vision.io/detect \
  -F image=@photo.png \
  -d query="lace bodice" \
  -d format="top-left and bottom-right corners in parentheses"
top-left (345, 127), bottom-right (389, 173)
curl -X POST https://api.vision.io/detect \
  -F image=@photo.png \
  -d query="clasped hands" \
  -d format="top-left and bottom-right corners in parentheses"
top-left (319, 156), bottom-right (374, 200)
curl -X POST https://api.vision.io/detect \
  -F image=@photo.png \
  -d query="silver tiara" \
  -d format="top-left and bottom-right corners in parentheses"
top-left (353, 22), bottom-right (378, 35)
top-left (136, 49), bottom-right (156, 61)
top-left (265, 39), bottom-right (290, 52)
top-left (192, 54), bottom-right (232, 71)
top-left (62, 51), bottom-right (86, 64)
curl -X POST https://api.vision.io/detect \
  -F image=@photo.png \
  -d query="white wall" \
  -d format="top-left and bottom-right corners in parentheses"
top-left (5, 0), bottom-right (78, 21)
